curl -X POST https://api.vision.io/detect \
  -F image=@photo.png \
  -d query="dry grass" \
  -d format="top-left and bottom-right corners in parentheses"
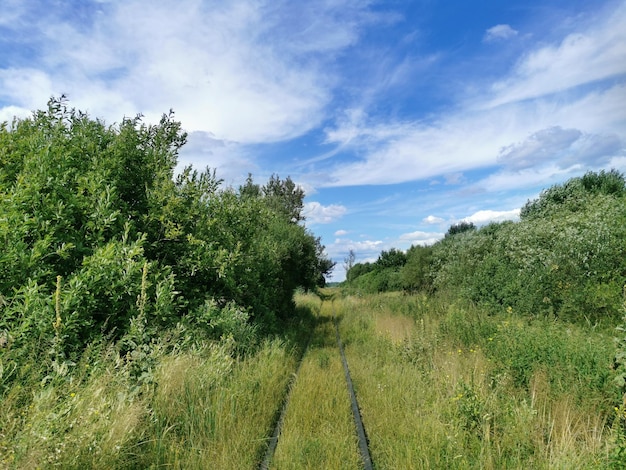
top-left (375, 312), bottom-right (414, 344)
top-left (1, 336), bottom-right (301, 469)
top-left (142, 339), bottom-right (297, 469)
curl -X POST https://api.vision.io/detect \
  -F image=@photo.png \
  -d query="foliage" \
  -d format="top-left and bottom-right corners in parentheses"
top-left (346, 261), bottom-right (375, 283)
top-left (401, 244), bottom-right (434, 293)
top-left (612, 287), bottom-right (626, 466)
top-left (445, 220), bottom-right (476, 238)
top-left (0, 97), bottom-right (333, 396)
top-left (351, 170), bottom-right (626, 324)
top-left (336, 291), bottom-right (613, 468)
top-left (345, 248), bottom-right (407, 293)
top-left (520, 169), bottom-right (625, 220)
top-left (376, 248), bottom-right (407, 269)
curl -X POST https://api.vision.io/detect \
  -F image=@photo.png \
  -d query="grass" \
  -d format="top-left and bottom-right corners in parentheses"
top-left (0, 307), bottom-right (315, 469)
top-left (336, 291), bottom-right (617, 469)
top-left (1, 290), bottom-right (620, 468)
top-left (270, 299), bottom-right (361, 469)
top-left (139, 338), bottom-right (297, 469)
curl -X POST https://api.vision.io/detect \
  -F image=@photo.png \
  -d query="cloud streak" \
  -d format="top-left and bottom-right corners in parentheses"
top-left (317, 3), bottom-right (626, 188)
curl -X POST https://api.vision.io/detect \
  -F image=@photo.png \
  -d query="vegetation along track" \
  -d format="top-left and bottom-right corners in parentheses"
top-left (260, 295), bottom-right (373, 470)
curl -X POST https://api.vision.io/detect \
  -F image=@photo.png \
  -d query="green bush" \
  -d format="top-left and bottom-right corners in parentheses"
top-left (0, 98), bottom-right (333, 393)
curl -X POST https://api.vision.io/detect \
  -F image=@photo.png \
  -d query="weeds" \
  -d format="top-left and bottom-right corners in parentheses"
top-left (337, 292), bottom-right (614, 468)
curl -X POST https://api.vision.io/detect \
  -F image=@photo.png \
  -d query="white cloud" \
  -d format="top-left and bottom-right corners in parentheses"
top-left (398, 230), bottom-right (444, 246)
top-left (0, 68), bottom-right (54, 110)
top-left (462, 209), bottom-right (521, 225)
top-left (423, 215), bottom-right (445, 224)
top-left (323, 236), bottom-right (384, 280)
top-left (483, 24), bottom-right (518, 42)
top-left (487, 3), bottom-right (626, 108)
top-left (334, 229), bottom-right (349, 236)
top-left (320, 4), bottom-right (626, 187)
top-left (303, 202), bottom-right (348, 224)
top-left (0, 105), bottom-right (30, 124)
top-left (444, 172), bottom-right (465, 185)
top-left (332, 238), bottom-right (383, 253)
top-left (177, 132), bottom-right (258, 186)
top-left (0, 0), bottom-right (383, 144)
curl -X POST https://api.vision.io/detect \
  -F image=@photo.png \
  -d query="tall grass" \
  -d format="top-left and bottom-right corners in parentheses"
top-left (336, 292), bottom-right (616, 469)
top-left (139, 338), bottom-right (296, 469)
top-left (0, 303), bottom-right (316, 469)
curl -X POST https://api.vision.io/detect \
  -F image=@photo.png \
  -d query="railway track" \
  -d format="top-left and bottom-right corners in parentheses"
top-left (259, 298), bottom-right (373, 469)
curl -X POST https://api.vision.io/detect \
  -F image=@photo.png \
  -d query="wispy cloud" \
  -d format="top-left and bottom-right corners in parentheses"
top-left (483, 24), bottom-right (518, 42)
top-left (318, 3), bottom-right (626, 188)
top-left (0, 0), bottom-right (384, 144)
top-left (487, 3), bottom-right (626, 108)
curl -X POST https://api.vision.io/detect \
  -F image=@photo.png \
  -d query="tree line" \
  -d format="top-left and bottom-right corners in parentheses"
top-left (345, 169), bottom-right (626, 324)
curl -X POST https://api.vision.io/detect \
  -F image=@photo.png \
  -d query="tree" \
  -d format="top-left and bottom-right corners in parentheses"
top-left (344, 249), bottom-right (356, 281)
top-left (262, 174), bottom-right (305, 223)
top-left (376, 248), bottom-right (407, 270)
top-left (401, 245), bottom-right (434, 292)
top-left (0, 97), bottom-right (337, 354)
top-left (445, 221), bottom-right (476, 238)
top-left (239, 173), bottom-right (262, 199)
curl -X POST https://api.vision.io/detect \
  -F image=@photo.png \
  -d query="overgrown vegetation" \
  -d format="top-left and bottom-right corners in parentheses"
top-left (337, 292), bottom-right (618, 468)
top-left (0, 99), bottom-right (332, 467)
top-left (347, 169), bottom-right (626, 325)
top-left (2, 98), bottom-right (625, 467)
top-left (344, 169), bottom-right (626, 466)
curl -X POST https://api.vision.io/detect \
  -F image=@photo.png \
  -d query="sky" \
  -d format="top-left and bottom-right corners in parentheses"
top-left (1, 0), bottom-right (625, 281)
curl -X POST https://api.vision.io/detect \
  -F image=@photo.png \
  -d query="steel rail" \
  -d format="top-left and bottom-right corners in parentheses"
top-left (333, 303), bottom-right (374, 470)
top-left (258, 330), bottom-right (312, 470)
top-left (259, 298), bottom-right (374, 470)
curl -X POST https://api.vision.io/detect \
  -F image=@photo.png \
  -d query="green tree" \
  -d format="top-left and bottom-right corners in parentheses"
top-left (262, 174), bottom-right (305, 223)
top-left (376, 248), bottom-right (407, 270)
top-left (445, 221), bottom-right (476, 238)
top-left (401, 245), bottom-right (434, 292)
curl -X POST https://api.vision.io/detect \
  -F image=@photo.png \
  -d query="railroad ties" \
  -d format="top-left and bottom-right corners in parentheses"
top-left (259, 299), bottom-right (373, 470)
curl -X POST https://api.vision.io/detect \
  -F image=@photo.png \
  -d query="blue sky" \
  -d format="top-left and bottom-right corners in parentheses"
top-left (1, 0), bottom-right (625, 281)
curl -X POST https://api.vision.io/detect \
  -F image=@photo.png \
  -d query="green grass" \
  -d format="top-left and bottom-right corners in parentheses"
top-left (0, 311), bottom-right (314, 469)
top-left (336, 291), bottom-right (617, 469)
top-left (271, 299), bottom-right (361, 470)
top-left (1, 290), bottom-right (620, 468)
